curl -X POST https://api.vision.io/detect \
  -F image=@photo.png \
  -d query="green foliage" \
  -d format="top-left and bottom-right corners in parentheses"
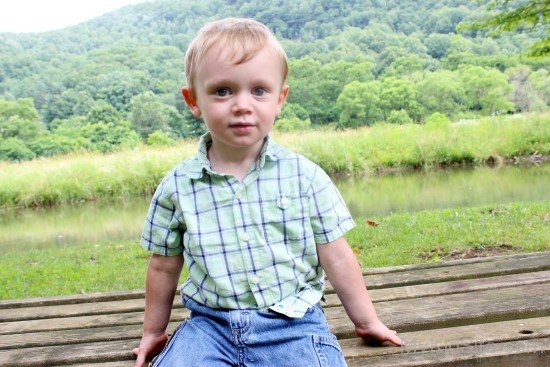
top-left (274, 116), bottom-right (312, 132)
top-left (424, 112), bottom-right (451, 127)
top-left (29, 135), bottom-right (86, 157)
top-left (146, 130), bottom-right (175, 147)
top-left (0, 137), bottom-right (35, 161)
top-left (387, 109), bottom-right (413, 125)
top-left (0, 98), bottom-right (44, 141)
top-left (379, 77), bottom-right (423, 121)
top-left (80, 121), bottom-right (141, 153)
top-left (458, 65), bottom-right (515, 113)
top-left (337, 81), bottom-right (382, 128)
top-left (86, 101), bottom-right (123, 125)
top-left (460, 0), bottom-right (549, 57)
top-left (417, 70), bottom-right (466, 118)
top-left (130, 91), bottom-right (171, 139)
top-left (0, 0), bottom-right (548, 162)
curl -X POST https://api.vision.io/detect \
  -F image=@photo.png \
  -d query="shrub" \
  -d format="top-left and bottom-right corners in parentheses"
top-left (147, 130), bottom-right (175, 147)
top-left (0, 137), bottom-right (35, 161)
top-left (387, 109), bottom-right (413, 124)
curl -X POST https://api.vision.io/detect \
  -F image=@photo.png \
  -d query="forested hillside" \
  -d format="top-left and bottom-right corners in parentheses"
top-left (0, 0), bottom-right (548, 161)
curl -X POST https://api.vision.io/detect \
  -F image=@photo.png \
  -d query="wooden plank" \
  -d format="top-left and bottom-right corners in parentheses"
top-left (2, 317), bottom-right (548, 367)
top-left (1, 252), bottom-right (547, 309)
top-left (0, 311), bottom-right (186, 335)
top-left (324, 270), bottom-right (550, 305)
top-left (358, 252), bottom-right (548, 275)
top-left (0, 339), bottom-right (138, 367)
top-left (326, 251), bottom-right (550, 292)
top-left (3, 270), bottom-right (547, 323)
top-left (346, 337), bottom-right (550, 367)
top-left (0, 322), bottom-right (179, 351)
top-left (64, 364), bottom-right (133, 367)
top-left (0, 290), bottom-right (146, 310)
top-left (0, 297), bottom-right (182, 323)
top-left (1, 282), bottom-right (548, 339)
top-left (340, 316), bottom-right (550, 358)
top-left (325, 282), bottom-right (550, 337)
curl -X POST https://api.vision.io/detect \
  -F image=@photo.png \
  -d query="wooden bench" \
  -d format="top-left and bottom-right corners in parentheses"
top-left (1, 252), bottom-right (549, 366)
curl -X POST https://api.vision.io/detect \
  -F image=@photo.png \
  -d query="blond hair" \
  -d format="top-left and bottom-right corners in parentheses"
top-left (185, 18), bottom-right (288, 92)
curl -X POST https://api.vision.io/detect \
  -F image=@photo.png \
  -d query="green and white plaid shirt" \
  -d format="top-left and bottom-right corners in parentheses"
top-left (141, 133), bottom-right (355, 318)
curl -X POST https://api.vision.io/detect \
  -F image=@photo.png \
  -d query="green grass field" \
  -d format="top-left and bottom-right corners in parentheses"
top-left (1, 112), bottom-right (548, 209)
top-left (1, 201), bottom-right (548, 300)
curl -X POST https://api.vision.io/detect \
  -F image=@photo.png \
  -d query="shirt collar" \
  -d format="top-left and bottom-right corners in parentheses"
top-left (185, 132), bottom-right (284, 179)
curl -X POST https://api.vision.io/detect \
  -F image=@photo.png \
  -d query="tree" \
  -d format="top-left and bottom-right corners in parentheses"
top-left (417, 70), bottom-right (466, 117)
top-left (0, 98), bottom-right (45, 141)
top-left (129, 91), bottom-right (172, 139)
top-left (458, 65), bottom-right (515, 114)
top-left (460, 0), bottom-right (550, 57)
top-left (80, 120), bottom-right (140, 153)
top-left (424, 33), bottom-right (452, 59)
top-left (86, 101), bottom-right (123, 125)
top-left (0, 137), bottom-right (35, 161)
top-left (378, 77), bottom-right (423, 121)
top-left (336, 81), bottom-right (383, 128)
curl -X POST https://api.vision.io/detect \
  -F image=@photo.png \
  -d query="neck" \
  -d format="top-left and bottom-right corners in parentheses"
top-left (207, 139), bottom-right (265, 181)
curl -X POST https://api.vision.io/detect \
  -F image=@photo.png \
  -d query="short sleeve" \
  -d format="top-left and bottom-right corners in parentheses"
top-left (308, 165), bottom-right (355, 244)
top-left (140, 175), bottom-right (184, 256)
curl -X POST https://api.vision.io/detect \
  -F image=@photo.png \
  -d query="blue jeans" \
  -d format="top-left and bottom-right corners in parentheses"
top-left (151, 297), bottom-right (347, 367)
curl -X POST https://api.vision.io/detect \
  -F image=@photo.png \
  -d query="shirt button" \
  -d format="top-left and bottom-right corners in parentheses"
top-left (235, 191), bottom-right (242, 200)
top-left (241, 232), bottom-right (250, 242)
top-left (281, 197), bottom-right (289, 206)
top-left (251, 276), bottom-right (260, 284)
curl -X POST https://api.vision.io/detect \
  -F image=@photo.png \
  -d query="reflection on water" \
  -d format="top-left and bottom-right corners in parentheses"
top-left (335, 163), bottom-right (550, 218)
top-left (1, 163), bottom-right (548, 251)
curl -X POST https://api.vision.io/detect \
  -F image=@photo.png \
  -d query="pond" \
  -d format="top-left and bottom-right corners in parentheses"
top-left (1, 163), bottom-right (548, 251)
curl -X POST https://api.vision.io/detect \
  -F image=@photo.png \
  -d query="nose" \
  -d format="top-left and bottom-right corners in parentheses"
top-left (232, 92), bottom-right (253, 114)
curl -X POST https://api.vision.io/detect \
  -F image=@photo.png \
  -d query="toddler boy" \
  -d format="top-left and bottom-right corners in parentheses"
top-left (134, 17), bottom-right (401, 367)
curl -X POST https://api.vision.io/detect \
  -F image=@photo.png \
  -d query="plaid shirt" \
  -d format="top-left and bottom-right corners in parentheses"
top-left (141, 133), bottom-right (355, 318)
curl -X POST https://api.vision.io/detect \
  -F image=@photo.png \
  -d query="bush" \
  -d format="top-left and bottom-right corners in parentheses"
top-left (147, 130), bottom-right (175, 146)
top-left (425, 112), bottom-right (451, 128)
top-left (274, 116), bottom-right (312, 132)
top-left (80, 121), bottom-right (141, 153)
top-left (387, 109), bottom-right (413, 124)
top-left (29, 135), bottom-right (86, 157)
top-left (0, 137), bottom-right (35, 161)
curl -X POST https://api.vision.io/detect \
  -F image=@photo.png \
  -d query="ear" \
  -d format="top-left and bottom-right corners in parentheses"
top-left (276, 85), bottom-right (290, 116)
top-left (182, 87), bottom-right (201, 118)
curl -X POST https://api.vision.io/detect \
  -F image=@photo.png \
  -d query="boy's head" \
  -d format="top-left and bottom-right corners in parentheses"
top-left (184, 18), bottom-right (288, 93)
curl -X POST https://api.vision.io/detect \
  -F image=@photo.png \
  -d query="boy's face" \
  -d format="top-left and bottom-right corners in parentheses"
top-left (182, 46), bottom-right (289, 154)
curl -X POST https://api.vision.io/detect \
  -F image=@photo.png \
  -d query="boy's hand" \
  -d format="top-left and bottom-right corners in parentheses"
top-left (355, 319), bottom-right (403, 347)
top-left (133, 332), bottom-right (169, 367)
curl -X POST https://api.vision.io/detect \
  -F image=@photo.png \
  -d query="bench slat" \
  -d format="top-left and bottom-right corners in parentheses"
top-left (2, 270), bottom-right (548, 323)
top-left (1, 317), bottom-right (548, 367)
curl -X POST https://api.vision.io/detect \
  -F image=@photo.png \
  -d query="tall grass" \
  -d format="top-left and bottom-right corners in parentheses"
top-left (292, 112), bottom-right (550, 173)
top-left (0, 113), bottom-right (548, 209)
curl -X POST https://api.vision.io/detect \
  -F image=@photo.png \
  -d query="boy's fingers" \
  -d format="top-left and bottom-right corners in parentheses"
top-left (134, 351), bottom-right (146, 367)
top-left (387, 333), bottom-right (404, 346)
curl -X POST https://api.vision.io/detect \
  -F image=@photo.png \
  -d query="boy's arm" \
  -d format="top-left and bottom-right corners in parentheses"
top-left (134, 253), bottom-right (184, 367)
top-left (316, 237), bottom-right (403, 346)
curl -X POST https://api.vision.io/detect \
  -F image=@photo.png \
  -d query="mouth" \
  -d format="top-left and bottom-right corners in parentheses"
top-left (229, 122), bottom-right (255, 132)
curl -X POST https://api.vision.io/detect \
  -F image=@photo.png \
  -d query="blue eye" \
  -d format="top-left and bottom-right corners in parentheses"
top-left (253, 87), bottom-right (266, 96)
top-left (215, 87), bottom-right (231, 97)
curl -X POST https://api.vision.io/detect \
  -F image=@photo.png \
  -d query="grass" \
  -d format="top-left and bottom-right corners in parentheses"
top-left (0, 112), bottom-right (549, 209)
top-left (1, 201), bottom-right (548, 300)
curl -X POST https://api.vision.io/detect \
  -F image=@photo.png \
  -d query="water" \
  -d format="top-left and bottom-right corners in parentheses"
top-left (1, 163), bottom-right (548, 251)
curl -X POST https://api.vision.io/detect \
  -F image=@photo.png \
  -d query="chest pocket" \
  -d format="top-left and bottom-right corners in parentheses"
top-left (262, 191), bottom-right (311, 244)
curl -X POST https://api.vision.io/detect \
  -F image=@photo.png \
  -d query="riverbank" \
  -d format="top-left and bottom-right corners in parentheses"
top-left (0, 112), bottom-right (548, 209)
top-left (1, 201), bottom-right (548, 300)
